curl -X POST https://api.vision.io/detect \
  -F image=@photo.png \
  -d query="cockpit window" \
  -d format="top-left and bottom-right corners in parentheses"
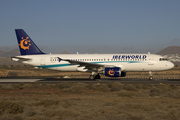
top-left (159, 58), bottom-right (168, 61)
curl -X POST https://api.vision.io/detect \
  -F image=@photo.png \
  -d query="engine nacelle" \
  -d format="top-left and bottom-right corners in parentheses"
top-left (104, 67), bottom-right (126, 77)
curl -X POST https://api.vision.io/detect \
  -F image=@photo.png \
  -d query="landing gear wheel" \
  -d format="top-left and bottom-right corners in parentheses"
top-left (149, 71), bottom-right (153, 80)
top-left (149, 76), bottom-right (153, 80)
top-left (95, 74), bottom-right (101, 79)
top-left (89, 75), bottom-right (95, 80)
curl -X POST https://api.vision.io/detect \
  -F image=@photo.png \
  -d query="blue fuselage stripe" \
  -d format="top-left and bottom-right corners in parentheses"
top-left (37, 61), bottom-right (144, 68)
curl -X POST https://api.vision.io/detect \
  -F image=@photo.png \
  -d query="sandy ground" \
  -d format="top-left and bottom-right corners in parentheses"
top-left (0, 67), bottom-right (179, 79)
top-left (0, 83), bottom-right (180, 120)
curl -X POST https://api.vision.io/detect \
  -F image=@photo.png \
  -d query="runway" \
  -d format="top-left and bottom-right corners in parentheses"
top-left (0, 77), bottom-right (180, 84)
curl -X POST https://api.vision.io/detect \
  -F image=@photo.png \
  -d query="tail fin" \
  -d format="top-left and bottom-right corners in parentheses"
top-left (15, 29), bottom-right (45, 55)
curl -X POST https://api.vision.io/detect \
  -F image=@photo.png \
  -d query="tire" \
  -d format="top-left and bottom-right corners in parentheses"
top-left (95, 74), bottom-right (101, 79)
top-left (149, 76), bottom-right (153, 80)
top-left (89, 75), bottom-right (95, 80)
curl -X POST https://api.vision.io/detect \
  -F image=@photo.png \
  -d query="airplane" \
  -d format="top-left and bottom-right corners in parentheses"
top-left (12, 29), bottom-right (174, 80)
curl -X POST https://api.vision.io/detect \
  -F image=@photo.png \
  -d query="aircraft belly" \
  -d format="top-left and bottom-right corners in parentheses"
top-left (125, 63), bottom-right (142, 71)
top-left (141, 63), bottom-right (163, 71)
top-left (125, 62), bottom-right (159, 72)
top-left (56, 66), bottom-right (77, 71)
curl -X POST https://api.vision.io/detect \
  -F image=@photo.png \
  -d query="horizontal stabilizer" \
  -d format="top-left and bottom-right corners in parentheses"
top-left (11, 56), bottom-right (32, 62)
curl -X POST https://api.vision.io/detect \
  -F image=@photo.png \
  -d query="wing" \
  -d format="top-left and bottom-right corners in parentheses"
top-left (62, 59), bottom-right (115, 71)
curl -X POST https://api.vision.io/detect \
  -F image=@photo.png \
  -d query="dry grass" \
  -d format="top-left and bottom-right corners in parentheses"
top-left (0, 83), bottom-right (180, 120)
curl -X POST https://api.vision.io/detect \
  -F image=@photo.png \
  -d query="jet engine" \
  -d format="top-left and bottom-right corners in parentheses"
top-left (104, 67), bottom-right (126, 77)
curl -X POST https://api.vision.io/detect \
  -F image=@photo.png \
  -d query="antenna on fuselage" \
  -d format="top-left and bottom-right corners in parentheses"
top-left (148, 52), bottom-right (150, 54)
top-left (77, 52), bottom-right (79, 54)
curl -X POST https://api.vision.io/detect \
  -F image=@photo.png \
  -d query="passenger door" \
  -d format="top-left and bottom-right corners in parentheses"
top-left (40, 56), bottom-right (46, 65)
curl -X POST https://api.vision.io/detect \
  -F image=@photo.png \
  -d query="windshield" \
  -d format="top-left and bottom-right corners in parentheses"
top-left (159, 58), bottom-right (168, 61)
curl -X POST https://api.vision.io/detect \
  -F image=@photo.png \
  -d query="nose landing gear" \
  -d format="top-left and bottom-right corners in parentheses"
top-left (149, 71), bottom-right (153, 80)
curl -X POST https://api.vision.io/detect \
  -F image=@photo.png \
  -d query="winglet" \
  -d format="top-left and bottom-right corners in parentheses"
top-left (15, 29), bottom-right (45, 55)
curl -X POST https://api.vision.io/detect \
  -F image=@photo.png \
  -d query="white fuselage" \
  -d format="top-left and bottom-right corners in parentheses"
top-left (13, 53), bottom-right (174, 72)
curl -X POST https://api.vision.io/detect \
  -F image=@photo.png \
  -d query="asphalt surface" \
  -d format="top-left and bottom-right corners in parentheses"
top-left (0, 77), bottom-right (180, 84)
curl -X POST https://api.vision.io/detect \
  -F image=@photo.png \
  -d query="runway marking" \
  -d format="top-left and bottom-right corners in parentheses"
top-left (0, 79), bottom-right (41, 82)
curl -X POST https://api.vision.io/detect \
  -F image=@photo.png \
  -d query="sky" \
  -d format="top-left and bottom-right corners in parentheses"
top-left (0, 0), bottom-right (180, 54)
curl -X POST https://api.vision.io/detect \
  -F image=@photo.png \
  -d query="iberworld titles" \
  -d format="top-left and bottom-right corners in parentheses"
top-left (112, 55), bottom-right (147, 59)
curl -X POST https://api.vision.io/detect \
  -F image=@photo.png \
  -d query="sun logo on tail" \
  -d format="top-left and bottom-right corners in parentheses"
top-left (19, 37), bottom-right (31, 50)
top-left (108, 69), bottom-right (115, 76)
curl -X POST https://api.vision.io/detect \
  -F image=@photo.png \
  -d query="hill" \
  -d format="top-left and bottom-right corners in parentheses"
top-left (157, 46), bottom-right (180, 55)
top-left (0, 57), bottom-right (23, 66)
top-left (0, 49), bottom-right (69, 57)
top-left (4, 49), bottom-right (20, 57)
top-left (0, 46), bottom-right (180, 57)
top-left (0, 49), bottom-right (20, 57)
top-left (0, 50), bottom-right (6, 56)
top-left (59, 51), bottom-right (70, 54)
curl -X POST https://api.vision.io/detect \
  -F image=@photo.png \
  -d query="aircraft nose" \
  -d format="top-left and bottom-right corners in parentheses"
top-left (168, 62), bottom-right (174, 69)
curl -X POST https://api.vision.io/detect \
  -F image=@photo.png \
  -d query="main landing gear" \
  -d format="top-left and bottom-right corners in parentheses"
top-left (149, 71), bottom-right (153, 80)
top-left (89, 74), bottom-right (101, 80)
